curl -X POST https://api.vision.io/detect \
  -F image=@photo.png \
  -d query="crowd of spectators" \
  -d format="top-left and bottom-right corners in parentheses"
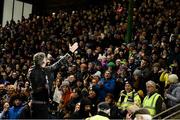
top-left (0, 0), bottom-right (180, 119)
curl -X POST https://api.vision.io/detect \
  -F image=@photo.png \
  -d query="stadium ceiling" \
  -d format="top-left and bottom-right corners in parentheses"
top-left (17, 0), bottom-right (33, 4)
top-left (17, 0), bottom-right (107, 6)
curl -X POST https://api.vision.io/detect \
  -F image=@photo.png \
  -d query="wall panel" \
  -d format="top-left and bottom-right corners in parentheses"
top-left (2, 0), bottom-right (32, 26)
top-left (2, 0), bottom-right (13, 26)
top-left (14, 0), bottom-right (23, 22)
top-left (23, 3), bottom-right (32, 18)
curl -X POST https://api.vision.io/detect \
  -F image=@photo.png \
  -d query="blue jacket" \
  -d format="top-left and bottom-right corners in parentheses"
top-left (95, 77), bottom-right (116, 101)
top-left (8, 106), bottom-right (23, 119)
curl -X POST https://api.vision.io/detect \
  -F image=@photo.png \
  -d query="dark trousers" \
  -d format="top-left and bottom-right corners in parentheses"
top-left (31, 102), bottom-right (49, 119)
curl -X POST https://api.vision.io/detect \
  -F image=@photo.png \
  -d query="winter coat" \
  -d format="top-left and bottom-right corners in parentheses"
top-left (95, 78), bottom-right (116, 101)
top-left (166, 83), bottom-right (180, 107)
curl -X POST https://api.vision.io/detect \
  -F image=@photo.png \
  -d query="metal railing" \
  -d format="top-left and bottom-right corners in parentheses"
top-left (163, 110), bottom-right (180, 119)
top-left (153, 103), bottom-right (180, 119)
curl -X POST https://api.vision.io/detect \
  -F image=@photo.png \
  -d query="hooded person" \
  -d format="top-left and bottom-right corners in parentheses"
top-left (86, 102), bottom-right (110, 120)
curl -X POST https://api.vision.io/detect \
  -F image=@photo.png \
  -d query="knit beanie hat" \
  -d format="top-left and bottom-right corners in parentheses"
top-left (107, 62), bottom-right (116, 68)
top-left (93, 71), bottom-right (102, 78)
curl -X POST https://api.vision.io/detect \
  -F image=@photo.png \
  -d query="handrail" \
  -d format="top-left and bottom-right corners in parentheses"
top-left (163, 110), bottom-right (180, 119)
top-left (153, 103), bottom-right (180, 119)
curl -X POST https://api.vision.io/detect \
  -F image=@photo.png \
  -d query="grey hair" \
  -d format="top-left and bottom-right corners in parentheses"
top-left (146, 80), bottom-right (156, 88)
top-left (33, 52), bottom-right (46, 66)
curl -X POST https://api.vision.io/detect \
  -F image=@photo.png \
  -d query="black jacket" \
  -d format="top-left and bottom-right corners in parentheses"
top-left (27, 53), bottom-right (71, 102)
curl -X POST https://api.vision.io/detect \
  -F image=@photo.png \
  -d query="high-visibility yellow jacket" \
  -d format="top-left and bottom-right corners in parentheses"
top-left (143, 92), bottom-right (161, 116)
top-left (160, 71), bottom-right (169, 87)
top-left (117, 90), bottom-right (141, 110)
top-left (85, 115), bottom-right (109, 120)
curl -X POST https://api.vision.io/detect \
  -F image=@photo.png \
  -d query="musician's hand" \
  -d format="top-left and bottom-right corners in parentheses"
top-left (69, 42), bottom-right (78, 53)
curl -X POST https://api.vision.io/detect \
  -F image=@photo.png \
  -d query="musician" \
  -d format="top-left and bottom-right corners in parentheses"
top-left (27, 43), bottom-right (78, 118)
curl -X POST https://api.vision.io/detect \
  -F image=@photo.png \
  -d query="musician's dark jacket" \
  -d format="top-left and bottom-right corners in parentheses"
top-left (27, 53), bottom-right (71, 102)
